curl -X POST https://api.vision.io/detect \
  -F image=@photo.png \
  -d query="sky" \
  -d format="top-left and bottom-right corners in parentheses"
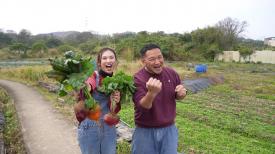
top-left (0, 0), bottom-right (274, 40)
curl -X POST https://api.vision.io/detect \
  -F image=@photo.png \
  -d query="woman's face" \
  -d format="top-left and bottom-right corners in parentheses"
top-left (99, 50), bottom-right (117, 74)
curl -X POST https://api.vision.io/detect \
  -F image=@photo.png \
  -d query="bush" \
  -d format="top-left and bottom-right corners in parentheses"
top-left (256, 61), bottom-right (262, 64)
top-left (57, 44), bottom-right (75, 53)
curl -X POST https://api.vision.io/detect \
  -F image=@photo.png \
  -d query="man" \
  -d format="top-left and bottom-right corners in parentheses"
top-left (132, 43), bottom-right (187, 154)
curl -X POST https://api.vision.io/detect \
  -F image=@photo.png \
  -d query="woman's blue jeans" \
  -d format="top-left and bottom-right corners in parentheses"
top-left (78, 118), bottom-right (116, 154)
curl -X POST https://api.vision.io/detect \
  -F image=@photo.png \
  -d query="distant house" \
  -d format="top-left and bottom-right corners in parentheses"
top-left (264, 37), bottom-right (275, 47)
top-left (215, 50), bottom-right (275, 64)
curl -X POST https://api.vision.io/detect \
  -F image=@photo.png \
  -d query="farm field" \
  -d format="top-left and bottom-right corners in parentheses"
top-left (0, 61), bottom-right (274, 153)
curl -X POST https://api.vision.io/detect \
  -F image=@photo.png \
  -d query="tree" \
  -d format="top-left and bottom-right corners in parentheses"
top-left (191, 27), bottom-right (222, 60)
top-left (238, 37), bottom-right (265, 50)
top-left (5, 31), bottom-right (17, 42)
top-left (237, 44), bottom-right (254, 61)
top-left (113, 32), bottom-right (136, 40)
top-left (10, 43), bottom-right (29, 56)
top-left (179, 32), bottom-right (192, 42)
top-left (57, 44), bottom-right (75, 53)
top-left (76, 32), bottom-right (95, 43)
top-left (17, 29), bottom-right (32, 45)
top-left (79, 42), bottom-right (97, 54)
top-left (32, 42), bottom-right (48, 54)
top-left (0, 32), bottom-right (12, 48)
top-left (46, 38), bottom-right (63, 48)
top-left (115, 37), bottom-right (137, 59)
top-left (216, 17), bottom-right (247, 50)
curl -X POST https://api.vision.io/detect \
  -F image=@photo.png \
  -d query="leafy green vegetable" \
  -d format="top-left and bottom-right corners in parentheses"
top-left (98, 71), bottom-right (136, 105)
top-left (47, 51), bottom-right (97, 109)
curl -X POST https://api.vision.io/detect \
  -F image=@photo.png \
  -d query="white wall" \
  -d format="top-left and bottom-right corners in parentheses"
top-left (216, 51), bottom-right (240, 62)
top-left (250, 50), bottom-right (275, 64)
top-left (215, 50), bottom-right (275, 64)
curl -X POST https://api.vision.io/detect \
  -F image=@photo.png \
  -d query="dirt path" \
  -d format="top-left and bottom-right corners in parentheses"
top-left (0, 79), bottom-right (81, 154)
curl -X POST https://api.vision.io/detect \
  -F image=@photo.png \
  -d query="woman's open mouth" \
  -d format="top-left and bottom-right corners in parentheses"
top-left (106, 64), bottom-right (113, 68)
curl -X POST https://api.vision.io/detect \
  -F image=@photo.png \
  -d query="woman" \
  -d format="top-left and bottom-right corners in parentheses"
top-left (74, 47), bottom-right (121, 154)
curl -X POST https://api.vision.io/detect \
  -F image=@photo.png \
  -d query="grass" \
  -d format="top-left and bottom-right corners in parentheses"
top-left (173, 62), bottom-right (275, 153)
top-left (0, 65), bottom-right (50, 83)
top-left (0, 61), bottom-right (274, 153)
top-left (0, 88), bottom-right (27, 154)
top-left (116, 141), bottom-right (132, 154)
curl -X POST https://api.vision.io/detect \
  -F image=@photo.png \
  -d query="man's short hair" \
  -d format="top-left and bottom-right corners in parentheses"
top-left (140, 43), bottom-right (161, 57)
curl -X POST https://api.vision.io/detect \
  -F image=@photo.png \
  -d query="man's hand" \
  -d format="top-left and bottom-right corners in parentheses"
top-left (175, 84), bottom-right (187, 100)
top-left (146, 77), bottom-right (162, 96)
top-left (139, 77), bottom-right (162, 109)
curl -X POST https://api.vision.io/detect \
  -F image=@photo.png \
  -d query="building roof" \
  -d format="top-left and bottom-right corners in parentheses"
top-left (264, 37), bottom-right (275, 40)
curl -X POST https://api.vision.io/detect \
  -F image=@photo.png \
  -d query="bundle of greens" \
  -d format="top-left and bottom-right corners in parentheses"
top-left (98, 71), bottom-right (136, 125)
top-left (46, 51), bottom-right (98, 113)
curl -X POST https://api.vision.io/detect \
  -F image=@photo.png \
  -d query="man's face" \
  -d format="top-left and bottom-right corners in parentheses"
top-left (142, 48), bottom-right (164, 74)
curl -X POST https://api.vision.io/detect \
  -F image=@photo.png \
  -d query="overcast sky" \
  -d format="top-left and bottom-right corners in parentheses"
top-left (1, 0), bottom-right (274, 40)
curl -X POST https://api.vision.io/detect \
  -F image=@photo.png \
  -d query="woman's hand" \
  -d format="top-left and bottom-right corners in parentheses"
top-left (85, 82), bottom-right (92, 91)
top-left (74, 100), bottom-right (85, 113)
top-left (74, 100), bottom-right (89, 123)
top-left (111, 90), bottom-right (121, 104)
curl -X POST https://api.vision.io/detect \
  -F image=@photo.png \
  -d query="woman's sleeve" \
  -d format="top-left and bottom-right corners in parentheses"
top-left (85, 72), bottom-right (97, 91)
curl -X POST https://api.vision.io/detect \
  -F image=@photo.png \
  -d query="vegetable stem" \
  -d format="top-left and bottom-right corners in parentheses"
top-left (83, 86), bottom-right (91, 99)
top-left (110, 97), bottom-right (116, 113)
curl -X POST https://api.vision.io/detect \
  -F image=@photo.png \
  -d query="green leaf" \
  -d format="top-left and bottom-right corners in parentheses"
top-left (47, 50), bottom-right (96, 98)
top-left (85, 98), bottom-right (96, 109)
top-left (99, 71), bottom-right (136, 104)
top-left (58, 89), bottom-right (67, 97)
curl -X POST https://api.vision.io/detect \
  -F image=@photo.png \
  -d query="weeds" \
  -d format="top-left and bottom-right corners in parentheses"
top-left (0, 88), bottom-right (26, 154)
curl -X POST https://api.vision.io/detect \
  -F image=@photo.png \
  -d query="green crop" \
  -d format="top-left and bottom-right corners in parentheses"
top-left (98, 71), bottom-right (136, 104)
top-left (46, 51), bottom-right (97, 109)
